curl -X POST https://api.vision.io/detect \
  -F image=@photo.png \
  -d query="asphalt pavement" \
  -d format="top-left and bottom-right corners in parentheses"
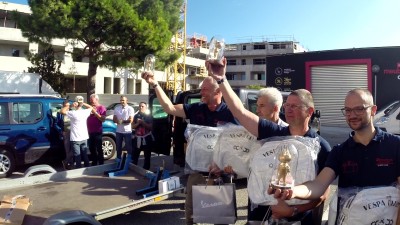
top-left (100, 125), bottom-right (352, 225)
top-left (7, 125), bottom-right (351, 225)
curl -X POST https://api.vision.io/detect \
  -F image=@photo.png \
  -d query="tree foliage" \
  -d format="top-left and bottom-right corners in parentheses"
top-left (26, 45), bottom-right (67, 96)
top-left (16, 0), bottom-right (183, 98)
top-left (246, 84), bottom-right (264, 90)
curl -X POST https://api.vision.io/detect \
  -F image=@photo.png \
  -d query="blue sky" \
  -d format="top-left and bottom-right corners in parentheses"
top-left (6, 0), bottom-right (400, 51)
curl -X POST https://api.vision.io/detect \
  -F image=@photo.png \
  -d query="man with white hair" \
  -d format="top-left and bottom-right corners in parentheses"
top-left (256, 87), bottom-right (288, 127)
top-left (87, 94), bottom-right (106, 166)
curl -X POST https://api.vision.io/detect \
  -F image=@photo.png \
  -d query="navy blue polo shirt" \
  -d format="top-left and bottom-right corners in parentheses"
top-left (258, 119), bottom-right (331, 173)
top-left (183, 102), bottom-right (237, 127)
top-left (325, 127), bottom-right (400, 188)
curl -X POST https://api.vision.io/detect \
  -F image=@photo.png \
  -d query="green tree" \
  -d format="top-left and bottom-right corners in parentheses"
top-left (16, 0), bottom-right (183, 99)
top-left (26, 45), bottom-right (67, 96)
top-left (246, 84), bottom-right (264, 90)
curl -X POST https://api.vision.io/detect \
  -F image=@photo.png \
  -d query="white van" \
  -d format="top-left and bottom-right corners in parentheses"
top-left (374, 100), bottom-right (400, 135)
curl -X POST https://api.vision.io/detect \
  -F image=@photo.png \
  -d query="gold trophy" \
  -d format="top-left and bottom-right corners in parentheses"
top-left (207, 36), bottom-right (225, 65)
top-left (270, 144), bottom-right (296, 189)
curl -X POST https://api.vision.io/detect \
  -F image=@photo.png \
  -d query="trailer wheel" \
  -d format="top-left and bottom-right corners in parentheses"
top-left (0, 149), bottom-right (16, 178)
top-left (102, 136), bottom-right (116, 160)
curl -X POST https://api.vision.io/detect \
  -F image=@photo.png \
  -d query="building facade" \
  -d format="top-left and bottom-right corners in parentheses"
top-left (266, 46), bottom-right (400, 126)
top-left (1, 2), bottom-right (307, 96)
top-left (223, 36), bottom-right (307, 88)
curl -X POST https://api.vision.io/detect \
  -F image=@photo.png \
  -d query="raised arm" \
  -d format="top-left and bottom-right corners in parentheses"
top-left (207, 58), bottom-right (260, 137)
top-left (271, 187), bottom-right (330, 219)
top-left (141, 72), bottom-right (186, 118)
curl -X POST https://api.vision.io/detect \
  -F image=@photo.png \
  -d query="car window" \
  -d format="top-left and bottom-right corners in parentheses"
top-left (152, 98), bottom-right (168, 119)
top-left (0, 103), bottom-right (9, 124)
top-left (382, 101), bottom-right (400, 116)
top-left (13, 102), bottom-right (42, 124)
top-left (247, 93), bottom-right (258, 114)
top-left (50, 102), bottom-right (63, 118)
top-left (188, 97), bottom-right (201, 104)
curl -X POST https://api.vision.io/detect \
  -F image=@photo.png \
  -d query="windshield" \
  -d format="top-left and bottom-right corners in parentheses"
top-left (378, 100), bottom-right (400, 116)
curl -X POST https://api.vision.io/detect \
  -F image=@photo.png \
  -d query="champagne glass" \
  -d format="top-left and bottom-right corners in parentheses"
top-left (144, 54), bottom-right (156, 73)
top-left (207, 36), bottom-right (225, 65)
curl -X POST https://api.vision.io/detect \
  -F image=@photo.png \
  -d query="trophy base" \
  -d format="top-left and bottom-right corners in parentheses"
top-left (270, 183), bottom-right (293, 190)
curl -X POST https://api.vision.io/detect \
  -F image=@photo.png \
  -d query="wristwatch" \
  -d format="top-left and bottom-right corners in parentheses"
top-left (291, 206), bottom-right (299, 217)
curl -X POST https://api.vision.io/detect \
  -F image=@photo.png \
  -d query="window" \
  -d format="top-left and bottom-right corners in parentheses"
top-left (50, 102), bottom-right (63, 119)
top-left (253, 58), bottom-right (266, 65)
top-left (12, 49), bottom-right (20, 57)
top-left (247, 93), bottom-right (258, 114)
top-left (253, 44), bottom-right (266, 50)
top-left (0, 103), bottom-right (9, 124)
top-left (13, 102), bottom-right (42, 124)
top-left (226, 59), bottom-right (237, 65)
top-left (152, 98), bottom-right (168, 119)
top-left (241, 59), bottom-right (246, 65)
top-left (72, 48), bottom-right (83, 62)
top-left (242, 45), bottom-right (247, 50)
top-left (226, 72), bottom-right (246, 81)
top-left (251, 72), bottom-right (266, 80)
top-left (272, 43), bottom-right (287, 49)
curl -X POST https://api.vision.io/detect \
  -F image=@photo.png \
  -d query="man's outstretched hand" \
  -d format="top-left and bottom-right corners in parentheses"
top-left (267, 186), bottom-right (294, 201)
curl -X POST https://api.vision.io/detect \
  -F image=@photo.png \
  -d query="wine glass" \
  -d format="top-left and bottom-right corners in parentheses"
top-left (207, 36), bottom-right (225, 65)
top-left (144, 54), bottom-right (156, 73)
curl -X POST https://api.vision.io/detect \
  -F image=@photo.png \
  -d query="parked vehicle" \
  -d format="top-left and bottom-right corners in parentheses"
top-left (0, 94), bottom-right (117, 178)
top-left (374, 100), bottom-right (400, 135)
top-left (148, 88), bottom-right (321, 166)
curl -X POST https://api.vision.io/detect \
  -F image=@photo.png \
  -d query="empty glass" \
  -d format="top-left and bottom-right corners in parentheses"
top-left (207, 36), bottom-right (225, 65)
top-left (144, 54), bottom-right (156, 73)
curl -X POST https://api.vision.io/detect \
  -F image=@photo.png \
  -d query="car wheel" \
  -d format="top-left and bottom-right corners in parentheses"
top-left (102, 136), bottom-right (116, 160)
top-left (0, 149), bottom-right (16, 178)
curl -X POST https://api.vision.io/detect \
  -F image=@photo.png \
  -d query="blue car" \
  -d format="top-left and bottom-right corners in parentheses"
top-left (0, 95), bottom-right (116, 178)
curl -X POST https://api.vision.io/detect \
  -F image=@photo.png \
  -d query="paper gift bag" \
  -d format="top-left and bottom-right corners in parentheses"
top-left (192, 183), bottom-right (237, 224)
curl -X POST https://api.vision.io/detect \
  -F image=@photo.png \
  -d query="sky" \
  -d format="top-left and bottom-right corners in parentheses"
top-left (6, 0), bottom-right (400, 51)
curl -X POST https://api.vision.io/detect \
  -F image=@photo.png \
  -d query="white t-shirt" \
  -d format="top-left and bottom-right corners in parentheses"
top-left (114, 105), bottom-right (135, 133)
top-left (66, 108), bottom-right (92, 141)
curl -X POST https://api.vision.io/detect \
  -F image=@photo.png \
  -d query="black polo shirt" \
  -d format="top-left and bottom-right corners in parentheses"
top-left (325, 127), bottom-right (400, 188)
top-left (183, 102), bottom-right (237, 127)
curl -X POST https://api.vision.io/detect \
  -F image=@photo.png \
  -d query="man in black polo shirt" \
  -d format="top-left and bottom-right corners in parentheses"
top-left (271, 88), bottom-right (400, 223)
top-left (141, 72), bottom-right (237, 225)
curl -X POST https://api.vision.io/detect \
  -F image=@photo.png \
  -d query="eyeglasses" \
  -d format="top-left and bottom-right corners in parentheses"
top-left (341, 106), bottom-right (372, 116)
top-left (283, 103), bottom-right (306, 110)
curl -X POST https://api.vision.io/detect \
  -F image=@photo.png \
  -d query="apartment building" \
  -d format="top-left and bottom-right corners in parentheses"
top-left (224, 36), bottom-right (307, 88)
top-left (0, 2), bottom-right (208, 96)
top-left (0, 2), bottom-right (307, 95)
